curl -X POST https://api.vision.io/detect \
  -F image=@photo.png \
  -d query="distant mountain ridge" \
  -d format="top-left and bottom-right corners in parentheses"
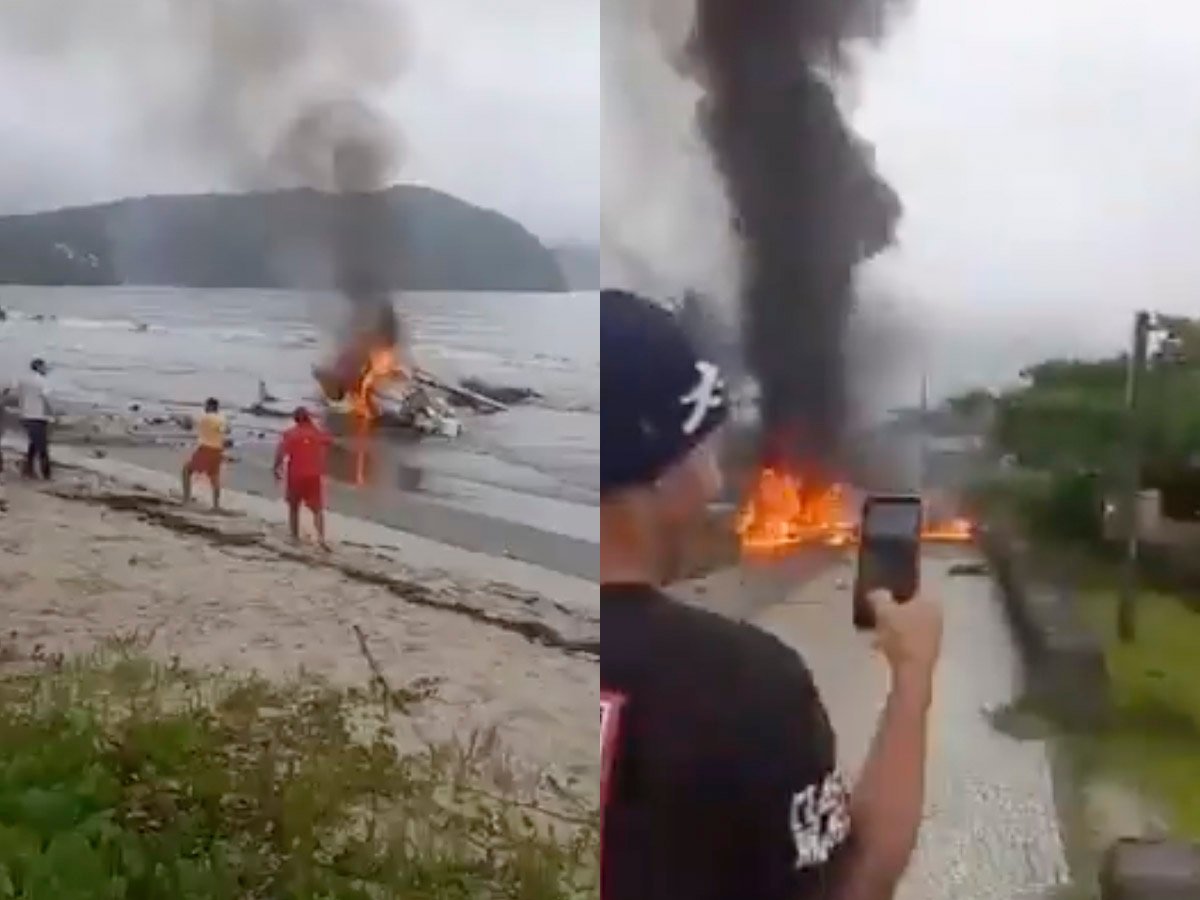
top-left (0, 186), bottom-right (567, 292)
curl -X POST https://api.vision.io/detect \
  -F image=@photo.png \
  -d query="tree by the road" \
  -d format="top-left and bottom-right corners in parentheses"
top-left (964, 323), bottom-right (1200, 479)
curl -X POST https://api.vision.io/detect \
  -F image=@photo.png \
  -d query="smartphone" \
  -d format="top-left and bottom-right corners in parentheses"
top-left (853, 493), bottom-right (923, 630)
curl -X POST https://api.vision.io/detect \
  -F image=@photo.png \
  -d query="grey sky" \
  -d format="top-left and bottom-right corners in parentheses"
top-left (1, 0), bottom-right (1193, 343)
top-left (397, 1), bottom-right (598, 242)
top-left (0, 1), bottom-right (598, 243)
top-left (854, 0), bottom-right (1200, 394)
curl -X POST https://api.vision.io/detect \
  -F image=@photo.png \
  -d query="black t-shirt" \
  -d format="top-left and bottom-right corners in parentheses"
top-left (601, 584), bottom-right (852, 900)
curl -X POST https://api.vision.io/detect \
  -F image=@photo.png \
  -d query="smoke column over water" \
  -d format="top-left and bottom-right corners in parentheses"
top-left (0, 0), bottom-right (407, 367)
top-left (282, 97), bottom-right (406, 365)
top-left (607, 0), bottom-right (905, 472)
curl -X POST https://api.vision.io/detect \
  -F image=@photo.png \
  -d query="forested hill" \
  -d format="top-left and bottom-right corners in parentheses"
top-left (0, 185), bottom-right (567, 292)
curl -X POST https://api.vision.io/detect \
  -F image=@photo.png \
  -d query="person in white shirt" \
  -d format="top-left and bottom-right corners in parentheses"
top-left (16, 358), bottom-right (53, 480)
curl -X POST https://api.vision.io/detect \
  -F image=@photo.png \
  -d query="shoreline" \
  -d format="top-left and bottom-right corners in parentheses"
top-left (7, 438), bottom-right (599, 616)
top-left (2, 418), bottom-right (599, 581)
top-left (0, 447), bottom-right (598, 792)
top-left (112, 440), bottom-right (600, 580)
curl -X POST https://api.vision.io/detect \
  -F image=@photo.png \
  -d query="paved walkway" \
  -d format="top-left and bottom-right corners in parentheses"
top-left (678, 551), bottom-right (1071, 899)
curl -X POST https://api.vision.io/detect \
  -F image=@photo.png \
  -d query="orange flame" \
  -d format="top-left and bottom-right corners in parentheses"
top-left (351, 346), bottom-right (405, 421)
top-left (922, 516), bottom-right (975, 543)
top-left (735, 465), bottom-right (977, 553)
top-left (735, 467), bottom-right (856, 554)
top-left (346, 345), bottom-right (405, 486)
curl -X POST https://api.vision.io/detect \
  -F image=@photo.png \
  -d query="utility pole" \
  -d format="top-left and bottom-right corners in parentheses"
top-left (918, 372), bottom-right (929, 492)
top-left (1117, 310), bottom-right (1151, 643)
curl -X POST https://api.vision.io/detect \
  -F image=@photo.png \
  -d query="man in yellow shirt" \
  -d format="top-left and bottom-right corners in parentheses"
top-left (182, 397), bottom-right (228, 510)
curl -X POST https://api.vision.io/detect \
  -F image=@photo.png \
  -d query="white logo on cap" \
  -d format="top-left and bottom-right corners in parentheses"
top-left (679, 360), bottom-right (725, 436)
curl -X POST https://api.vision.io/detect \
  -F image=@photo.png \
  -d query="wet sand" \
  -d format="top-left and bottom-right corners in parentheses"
top-left (0, 454), bottom-right (599, 795)
top-left (0, 411), bottom-right (598, 581)
top-left (111, 440), bottom-right (599, 581)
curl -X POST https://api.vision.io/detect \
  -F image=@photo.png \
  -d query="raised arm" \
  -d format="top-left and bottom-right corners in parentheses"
top-left (832, 591), bottom-right (942, 900)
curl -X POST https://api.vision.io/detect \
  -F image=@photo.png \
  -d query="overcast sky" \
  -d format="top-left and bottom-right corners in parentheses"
top-left (854, 0), bottom-right (1200, 395)
top-left (397, 1), bottom-right (598, 242)
top-left (0, 0), bottom-right (1197, 355)
top-left (0, 0), bottom-right (598, 244)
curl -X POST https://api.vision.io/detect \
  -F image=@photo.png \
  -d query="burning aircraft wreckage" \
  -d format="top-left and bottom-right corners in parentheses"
top-left (248, 311), bottom-right (516, 443)
top-left (735, 467), bottom-right (975, 557)
top-left (310, 316), bottom-right (465, 441)
top-left (251, 103), bottom-right (526, 456)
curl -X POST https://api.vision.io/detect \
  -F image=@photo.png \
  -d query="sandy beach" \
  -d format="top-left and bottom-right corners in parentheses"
top-left (0, 405), bottom-right (599, 580)
top-left (0, 446), bottom-right (599, 799)
top-left (0, 287), bottom-right (601, 582)
top-left (108, 438), bottom-right (600, 580)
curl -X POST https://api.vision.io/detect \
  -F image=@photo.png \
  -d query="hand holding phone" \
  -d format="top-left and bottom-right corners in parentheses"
top-left (866, 589), bottom-right (943, 685)
top-left (853, 494), bottom-right (922, 630)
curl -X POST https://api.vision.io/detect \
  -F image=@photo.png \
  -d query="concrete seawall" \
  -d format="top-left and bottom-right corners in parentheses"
top-left (981, 531), bottom-right (1200, 898)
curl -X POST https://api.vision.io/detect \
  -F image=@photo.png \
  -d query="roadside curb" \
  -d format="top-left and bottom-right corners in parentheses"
top-left (979, 529), bottom-right (1110, 731)
top-left (981, 531), bottom-right (1200, 898)
top-left (1101, 838), bottom-right (1200, 899)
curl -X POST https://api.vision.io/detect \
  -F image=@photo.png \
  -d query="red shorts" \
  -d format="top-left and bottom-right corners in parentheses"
top-left (187, 445), bottom-right (223, 479)
top-left (286, 475), bottom-right (324, 511)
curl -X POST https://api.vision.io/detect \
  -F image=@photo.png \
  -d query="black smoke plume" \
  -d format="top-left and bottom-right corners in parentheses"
top-left (689, 0), bottom-right (903, 473)
top-left (279, 99), bottom-right (405, 397)
top-left (0, 0), bottom-right (408, 397)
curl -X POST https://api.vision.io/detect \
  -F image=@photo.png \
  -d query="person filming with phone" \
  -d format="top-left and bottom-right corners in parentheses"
top-left (600, 289), bottom-right (943, 900)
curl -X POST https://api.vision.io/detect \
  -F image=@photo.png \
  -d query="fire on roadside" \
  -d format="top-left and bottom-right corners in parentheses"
top-left (735, 467), bottom-right (856, 554)
top-left (921, 516), bottom-right (975, 543)
top-left (734, 464), bottom-right (977, 555)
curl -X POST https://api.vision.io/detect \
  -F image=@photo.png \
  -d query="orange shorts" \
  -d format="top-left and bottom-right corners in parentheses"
top-left (187, 445), bottom-right (223, 480)
top-left (286, 475), bottom-right (324, 511)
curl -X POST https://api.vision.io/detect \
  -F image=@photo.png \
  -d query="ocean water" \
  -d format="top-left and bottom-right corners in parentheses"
top-left (0, 286), bottom-right (599, 533)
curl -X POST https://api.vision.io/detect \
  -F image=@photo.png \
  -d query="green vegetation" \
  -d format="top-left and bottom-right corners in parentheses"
top-left (968, 469), bottom-right (1105, 549)
top-left (0, 645), bottom-right (597, 899)
top-left (959, 317), bottom-right (1200, 555)
top-left (955, 321), bottom-right (1200, 845)
top-left (1075, 589), bottom-right (1200, 839)
top-left (0, 186), bottom-right (568, 292)
top-left (980, 317), bottom-right (1200, 477)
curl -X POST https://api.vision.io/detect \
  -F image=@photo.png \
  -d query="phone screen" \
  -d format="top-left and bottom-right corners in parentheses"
top-left (854, 496), bottom-right (922, 629)
top-left (862, 500), bottom-right (922, 540)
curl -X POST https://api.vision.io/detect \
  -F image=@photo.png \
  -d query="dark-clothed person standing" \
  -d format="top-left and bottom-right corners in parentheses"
top-left (601, 290), bottom-right (942, 900)
top-left (15, 358), bottom-right (53, 480)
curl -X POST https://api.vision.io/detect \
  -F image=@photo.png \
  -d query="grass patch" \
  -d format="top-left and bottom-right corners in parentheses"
top-left (1077, 588), bottom-right (1200, 839)
top-left (0, 647), bottom-right (597, 898)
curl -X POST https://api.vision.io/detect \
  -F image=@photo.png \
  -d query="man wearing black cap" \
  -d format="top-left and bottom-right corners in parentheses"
top-left (601, 289), bottom-right (942, 899)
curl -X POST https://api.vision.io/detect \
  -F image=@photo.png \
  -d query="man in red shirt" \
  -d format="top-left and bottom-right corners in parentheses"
top-left (274, 407), bottom-right (333, 550)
